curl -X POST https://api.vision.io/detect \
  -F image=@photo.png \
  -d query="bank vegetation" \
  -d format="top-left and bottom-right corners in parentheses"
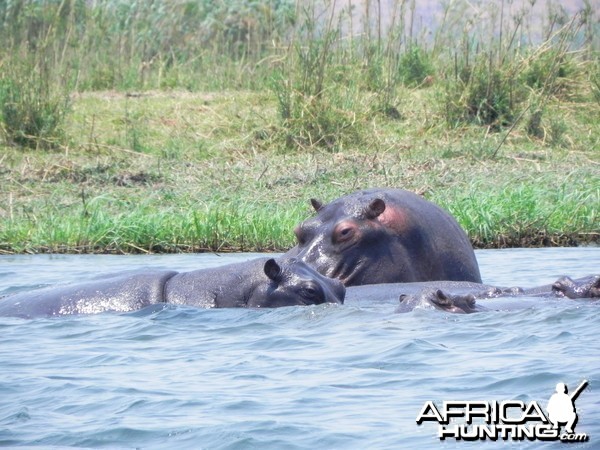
top-left (0, 0), bottom-right (598, 253)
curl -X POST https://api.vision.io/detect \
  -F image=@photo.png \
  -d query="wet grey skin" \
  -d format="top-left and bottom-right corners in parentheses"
top-left (0, 264), bottom-right (596, 317)
top-left (285, 188), bottom-right (482, 286)
top-left (0, 257), bottom-right (346, 318)
top-left (342, 275), bottom-right (600, 314)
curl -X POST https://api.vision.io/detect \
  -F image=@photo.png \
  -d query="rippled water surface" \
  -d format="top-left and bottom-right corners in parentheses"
top-left (0, 248), bottom-right (599, 449)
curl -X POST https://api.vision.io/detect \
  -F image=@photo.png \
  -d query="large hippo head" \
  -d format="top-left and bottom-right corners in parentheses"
top-left (247, 258), bottom-right (346, 308)
top-left (285, 188), bottom-right (482, 286)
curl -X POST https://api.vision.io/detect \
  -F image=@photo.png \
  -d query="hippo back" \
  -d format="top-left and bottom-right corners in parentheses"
top-left (0, 270), bottom-right (178, 318)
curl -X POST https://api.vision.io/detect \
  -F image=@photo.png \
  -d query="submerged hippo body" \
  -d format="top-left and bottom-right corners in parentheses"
top-left (343, 275), bottom-right (600, 314)
top-left (285, 188), bottom-right (482, 286)
top-left (0, 258), bottom-right (345, 318)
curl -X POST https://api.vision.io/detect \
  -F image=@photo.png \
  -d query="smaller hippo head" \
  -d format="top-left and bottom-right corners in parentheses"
top-left (396, 289), bottom-right (479, 314)
top-left (552, 274), bottom-right (600, 299)
top-left (247, 258), bottom-right (346, 308)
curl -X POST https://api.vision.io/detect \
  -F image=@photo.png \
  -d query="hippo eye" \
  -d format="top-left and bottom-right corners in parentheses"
top-left (335, 226), bottom-right (355, 243)
top-left (300, 284), bottom-right (323, 303)
top-left (303, 287), bottom-right (317, 298)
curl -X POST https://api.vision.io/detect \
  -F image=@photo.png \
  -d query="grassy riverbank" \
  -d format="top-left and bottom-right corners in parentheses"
top-left (0, 1), bottom-right (598, 253)
top-left (1, 88), bottom-right (598, 254)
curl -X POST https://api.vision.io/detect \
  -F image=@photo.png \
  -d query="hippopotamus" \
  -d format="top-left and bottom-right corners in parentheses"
top-left (0, 257), bottom-right (345, 318)
top-left (396, 289), bottom-right (481, 313)
top-left (342, 274), bottom-right (600, 314)
top-left (285, 188), bottom-right (481, 286)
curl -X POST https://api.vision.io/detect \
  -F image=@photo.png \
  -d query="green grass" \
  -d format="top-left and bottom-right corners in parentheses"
top-left (1, 89), bottom-right (597, 253)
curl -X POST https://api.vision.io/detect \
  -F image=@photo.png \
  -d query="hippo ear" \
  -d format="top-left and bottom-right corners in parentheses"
top-left (264, 258), bottom-right (283, 283)
top-left (364, 198), bottom-right (386, 219)
top-left (310, 198), bottom-right (324, 212)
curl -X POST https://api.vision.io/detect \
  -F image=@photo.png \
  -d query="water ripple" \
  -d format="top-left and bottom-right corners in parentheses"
top-left (1, 249), bottom-right (599, 449)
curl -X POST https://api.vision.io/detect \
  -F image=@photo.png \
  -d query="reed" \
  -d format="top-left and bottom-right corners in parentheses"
top-left (1, 1), bottom-right (597, 143)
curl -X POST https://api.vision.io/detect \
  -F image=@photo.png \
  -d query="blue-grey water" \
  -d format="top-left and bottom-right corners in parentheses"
top-left (0, 248), bottom-right (598, 449)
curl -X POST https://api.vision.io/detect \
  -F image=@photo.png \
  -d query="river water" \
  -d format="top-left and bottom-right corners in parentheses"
top-left (0, 247), bottom-right (598, 449)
